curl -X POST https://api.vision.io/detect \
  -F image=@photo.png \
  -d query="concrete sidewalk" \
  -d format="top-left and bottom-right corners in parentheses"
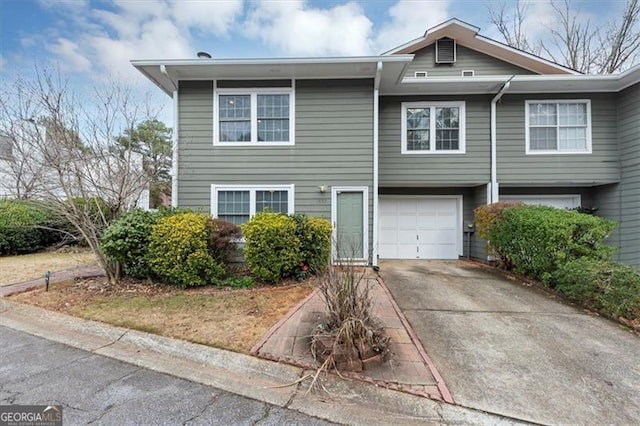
top-left (380, 260), bottom-right (640, 425)
top-left (0, 299), bottom-right (520, 425)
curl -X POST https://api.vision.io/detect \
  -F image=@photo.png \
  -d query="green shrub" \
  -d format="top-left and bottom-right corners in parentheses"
top-left (242, 212), bottom-right (300, 284)
top-left (100, 209), bottom-right (165, 278)
top-left (482, 205), bottom-right (616, 282)
top-left (474, 201), bottom-right (521, 240)
top-left (223, 276), bottom-right (254, 289)
top-left (553, 258), bottom-right (640, 320)
top-left (0, 200), bottom-right (60, 255)
top-left (147, 212), bottom-right (224, 287)
top-left (291, 214), bottom-right (332, 278)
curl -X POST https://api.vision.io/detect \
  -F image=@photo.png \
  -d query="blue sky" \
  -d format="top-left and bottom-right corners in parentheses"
top-left (0, 0), bottom-right (628, 122)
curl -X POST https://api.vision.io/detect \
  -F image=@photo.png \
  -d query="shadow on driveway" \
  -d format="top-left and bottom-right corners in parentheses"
top-left (379, 260), bottom-right (640, 425)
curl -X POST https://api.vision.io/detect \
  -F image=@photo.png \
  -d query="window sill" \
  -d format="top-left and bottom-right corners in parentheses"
top-left (401, 150), bottom-right (466, 155)
top-left (213, 141), bottom-right (295, 147)
top-left (525, 150), bottom-right (592, 155)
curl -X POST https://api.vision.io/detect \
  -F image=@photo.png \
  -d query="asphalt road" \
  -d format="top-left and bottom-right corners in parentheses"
top-left (0, 326), bottom-right (335, 425)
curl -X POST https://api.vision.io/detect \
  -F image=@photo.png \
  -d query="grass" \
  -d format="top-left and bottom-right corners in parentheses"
top-left (0, 249), bottom-right (97, 286)
top-left (10, 277), bottom-right (315, 353)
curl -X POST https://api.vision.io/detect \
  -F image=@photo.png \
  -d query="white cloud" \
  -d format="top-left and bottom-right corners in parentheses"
top-left (244, 1), bottom-right (374, 56)
top-left (374, 0), bottom-right (451, 53)
top-left (171, 0), bottom-right (243, 36)
top-left (47, 38), bottom-right (93, 72)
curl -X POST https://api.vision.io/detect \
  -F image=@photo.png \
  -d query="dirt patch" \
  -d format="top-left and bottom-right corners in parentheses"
top-left (0, 249), bottom-right (97, 286)
top-left (9, 277), bottom-right (315, 353)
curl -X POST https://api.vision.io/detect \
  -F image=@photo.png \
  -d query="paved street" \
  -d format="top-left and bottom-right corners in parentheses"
top-left (0, 326), bottom-right (334, 425)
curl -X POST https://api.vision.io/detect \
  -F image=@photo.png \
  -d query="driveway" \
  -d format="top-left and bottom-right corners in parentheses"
top-left (379, 260), bottom-right (640, 425)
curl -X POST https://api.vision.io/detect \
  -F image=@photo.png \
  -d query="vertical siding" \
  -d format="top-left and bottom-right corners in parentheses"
top-left (496, 93), bottom-right (620, 185)
top-left (617, 83), bottom-right (640, 268)
top-left (379, 95), bottom-right (491, 186)
top-left (177, 79), bottom-right (374, 261)
top-left (405, 44), bottom-right (536, 78)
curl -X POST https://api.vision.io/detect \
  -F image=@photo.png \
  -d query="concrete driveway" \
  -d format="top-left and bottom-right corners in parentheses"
top-left (379, 260), bottom-right (640, 425)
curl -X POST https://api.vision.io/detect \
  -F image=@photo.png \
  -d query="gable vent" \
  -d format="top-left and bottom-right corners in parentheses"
top-left (414, 71), bottom-right (428, 77)
top-left (435, 37), bottom-right (456, 64)
top-left (461, 70), bottom-right (475, 77)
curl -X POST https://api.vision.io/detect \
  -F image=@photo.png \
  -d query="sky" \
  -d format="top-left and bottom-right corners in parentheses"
top-left (0, 0), bottom-right (630, 122)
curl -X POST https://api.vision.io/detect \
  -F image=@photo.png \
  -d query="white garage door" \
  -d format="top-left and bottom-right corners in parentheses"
top-left (379, 197), bottom-right (461, 260)
top-left (501, 195), bottom-right (581, 209)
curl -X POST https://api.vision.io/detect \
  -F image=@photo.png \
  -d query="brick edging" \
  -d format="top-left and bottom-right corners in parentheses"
top-left (376, 276), bottom-right (455, 405)
top-left (250, 287), bottom-right (320, 356)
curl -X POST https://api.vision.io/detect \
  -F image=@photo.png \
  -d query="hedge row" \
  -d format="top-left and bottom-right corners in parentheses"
top-left (475, 203), bottom-right (639, 320)
top-left (0, 200), bottom-right (64, 255)
top-left (101, 210), bottom-right (332, 287)
top-left (101, 209), bottom-right (240, 288)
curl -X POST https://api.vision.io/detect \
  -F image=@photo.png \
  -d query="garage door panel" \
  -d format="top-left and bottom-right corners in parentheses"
top-left (379, 197), bottom-right (460, 260)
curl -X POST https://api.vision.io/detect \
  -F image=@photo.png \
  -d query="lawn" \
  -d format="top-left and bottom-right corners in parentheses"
top-left (9, 277), bottom-right (315, 353)
top-left (0, 249), bottom-right (97, 286)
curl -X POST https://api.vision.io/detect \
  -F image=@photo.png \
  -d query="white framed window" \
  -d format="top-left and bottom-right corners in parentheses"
top-left (401, 101), bottom-right (466, 154)
top-left (211, 184), bottom-right (295, 225)
top-left (213, 87), bottom-right (295, 146)
top-left (525, 100), bottom-right (592, 154)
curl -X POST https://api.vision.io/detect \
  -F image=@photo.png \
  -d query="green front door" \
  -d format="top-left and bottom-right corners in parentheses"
top-left (336, 191), bottom-right (364, 260)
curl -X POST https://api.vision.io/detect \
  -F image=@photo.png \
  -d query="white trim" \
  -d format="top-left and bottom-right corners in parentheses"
top-left (401, 101), bottom-right (466, 154)
top-left (501, 194), bottom-right (582, 208)
top-left (378, 195), bottom-right (464, 259)
top-left (331, 186), bottom-right (369, 263)
top-left (373, 62), bottom-right (382, 267)
top-left (213, 86), bottom-right (295, 146)
top-left (210, 184), bottom-right (295, 220)
top-left (525, 99), bottom-right (592, 155)
top-left (171, 90), bottom-right (179, 207)
top-left (490, 76), bottom-right (513, 203)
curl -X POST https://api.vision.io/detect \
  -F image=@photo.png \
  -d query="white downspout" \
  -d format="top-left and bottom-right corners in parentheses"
top-left (171, 90), bottom-right (179, 207)
top-left (372, 61), bottom-right (383, 267)
top-left (161, 65), bottom-right (179, 207)
top-left (490, 75), bottom-right (514, 203)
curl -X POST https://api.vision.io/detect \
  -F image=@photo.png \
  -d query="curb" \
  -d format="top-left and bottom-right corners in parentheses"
top-left (0, 299), bottom-right (518, 425)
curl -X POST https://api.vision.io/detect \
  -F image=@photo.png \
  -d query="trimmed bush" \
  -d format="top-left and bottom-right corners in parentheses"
top-left (242, 212), bottom-right (300, 284)
top-left (474, 201), bottom-right (521, 240)
top-left (291, 214), bottom-right (332, 278)
top-left (553, 258), bottom-right (640, 320)
top-left (100, 209), bottom-right (165, 278)
top-left (147, 212), bottom-right (225, 287)
top-left (477, 204), bottom-right (616, 282)
top-left (0, 200), bottom-right (60, 255)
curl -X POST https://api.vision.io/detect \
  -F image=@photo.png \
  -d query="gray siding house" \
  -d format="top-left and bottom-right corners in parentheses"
top-left (133, 19), bottom-right (640, 269)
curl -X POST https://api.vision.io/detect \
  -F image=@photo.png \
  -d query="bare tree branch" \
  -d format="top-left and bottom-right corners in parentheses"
top-left (487, 0), bottom-right (540, 54)
top-left (0, 66), bottom-right (162, 284)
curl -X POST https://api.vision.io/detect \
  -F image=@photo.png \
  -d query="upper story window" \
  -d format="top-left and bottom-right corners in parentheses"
top-left (214, 87), bottom-right (294, 146)
top-left (401, 101), bottom-right (466, 154)
top-left (211, 184), bottom-right (295, 225)
top-left (525, 100), bottom-right (592, 154)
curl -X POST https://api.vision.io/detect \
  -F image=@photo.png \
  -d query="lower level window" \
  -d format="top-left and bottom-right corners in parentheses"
top-left (212, 184), bottom-right (295, 225)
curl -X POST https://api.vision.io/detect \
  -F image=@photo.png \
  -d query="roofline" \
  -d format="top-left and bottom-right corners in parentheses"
top-left (131, 55), bottom-right (414, 68)
top-left (381, 18), bottom-right (578, 75)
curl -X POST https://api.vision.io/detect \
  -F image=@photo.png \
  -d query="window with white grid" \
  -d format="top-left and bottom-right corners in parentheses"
top-left (526, 100), bottom-right (591, 154)
top-left (212, 185), bottom-right (294, 225)
top-left (401, 101), bottom-right (465, 154)
top-left (214, 87), bottom-right (293, 146)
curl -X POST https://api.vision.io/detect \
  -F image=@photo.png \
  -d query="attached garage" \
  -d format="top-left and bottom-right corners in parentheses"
top-left (500, 194), bottom-right (581, 209)
top-left (379, 196), bottom-right (462, 259)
